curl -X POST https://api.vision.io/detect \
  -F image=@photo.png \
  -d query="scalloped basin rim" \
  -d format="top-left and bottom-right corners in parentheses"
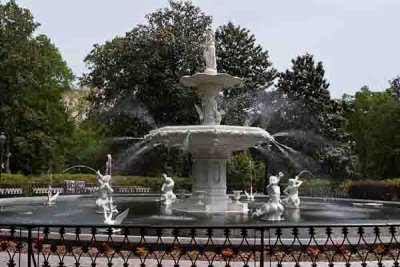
top-left (147, 125), bottom-right (270, 137)
top-left (180, 73), bottom-right (243, 88)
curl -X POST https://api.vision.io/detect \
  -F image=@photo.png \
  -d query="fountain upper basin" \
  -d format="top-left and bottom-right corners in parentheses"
top-left (146, 125), bottom-right (271, 158)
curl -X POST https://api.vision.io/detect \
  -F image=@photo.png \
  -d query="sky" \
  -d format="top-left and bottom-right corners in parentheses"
top-left (12, 0), bottom-right (400, 98)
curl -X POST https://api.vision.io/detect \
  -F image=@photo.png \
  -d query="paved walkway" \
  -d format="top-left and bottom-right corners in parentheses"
top-left (0, 253), bottom-right (395, 267)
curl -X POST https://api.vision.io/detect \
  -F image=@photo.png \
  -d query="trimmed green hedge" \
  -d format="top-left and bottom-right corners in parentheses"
top-left (0, 174), bottom-right (191, 192)
top-left (347, 180), bottom-right (400, 201)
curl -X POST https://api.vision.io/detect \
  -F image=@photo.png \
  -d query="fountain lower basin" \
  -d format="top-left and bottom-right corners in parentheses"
top-left (147, 125), bottom-right (272, 213)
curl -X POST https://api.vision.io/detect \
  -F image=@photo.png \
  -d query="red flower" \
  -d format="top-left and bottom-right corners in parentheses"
top-left (135, 246), bottom-right (148, 256)
top-left (35, 236), bottom-right (44, 249)
top-left (222, 248), bottom-right (234, 257)
top-left (307, 247), bottom-right (319, 256)
top-left (373, 244), bottom-right (385, 254)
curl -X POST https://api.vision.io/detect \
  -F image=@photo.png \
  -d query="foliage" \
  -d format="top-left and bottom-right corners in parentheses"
top-left (227, 152), bottom-right (265, 192)
top-left (389, 75), bottom-right (400, 101)
top-left (0, 173), bottom-right (191, 189)
top-left (82, 1), bottom-right (210, 135)
top-left (275, 54), bottom-right (344, 138)
top-left (347, 180), bottom-right (400, 201)
top-left (318, 142), bottom-right (360, 180)
top-left (346, 87), bottom-right (400, 179)
top-left (216, 22), bottom-right (277, 125)
top-left (0, 1), bottom-right (75, 174)
top-left (82, 1), bottom-right (276, 136)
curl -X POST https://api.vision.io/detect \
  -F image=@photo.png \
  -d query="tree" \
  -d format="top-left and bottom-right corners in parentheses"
top-left (216, 22), bottom-right (277, 125)
top-left (0, 1), bottom-right (74, 174)
top-left (227, 151), bottom-right (265, 192)
top-left (83, 1), bottom-right (211, 135)
top-left (253, 54), bottom-right (353, 177)
top-left (389, 75), bottom-right (400, 101)
top-left (275, 54), bottom-right (343, 137)
top-left (82, 1), bottom-right (276, 137)
top-left (346, 86), bottom-right (400, 179)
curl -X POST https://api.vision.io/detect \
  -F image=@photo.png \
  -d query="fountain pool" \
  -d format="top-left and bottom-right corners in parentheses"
top-left (0, 195), bottom-right (398, 226)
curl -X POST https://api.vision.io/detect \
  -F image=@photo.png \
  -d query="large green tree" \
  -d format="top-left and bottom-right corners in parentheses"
top-left (0, 1), bottom-right (74, 174)
top-left (275, 54), bottom-right (343, 138)
top-left (82, 1), bottom-right (276, 136)
top-left (216, 22), bottom-right (276, 125)
top-left (256, 54), bottom-right (354, 178)
top-left (346, 87), bottom-right (400, 179)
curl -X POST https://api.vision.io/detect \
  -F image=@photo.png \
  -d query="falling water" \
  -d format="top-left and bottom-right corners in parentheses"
top-left (182, 132), bottom-right (191, 152)
top-left (114, 139), bottom-right (153, 172)
top-left (62, 165), bottom-right (97, 174)
top-left (270, 139), bottom-right (303, 170)
top-left (111, 137), bottom-right (144, 143)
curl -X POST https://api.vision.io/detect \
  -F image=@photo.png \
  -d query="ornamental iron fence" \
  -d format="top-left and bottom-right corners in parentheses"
top-left (0, 223), bottom-right (398, 267)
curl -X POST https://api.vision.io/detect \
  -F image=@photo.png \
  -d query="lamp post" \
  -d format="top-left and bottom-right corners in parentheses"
top-left (0, 132), bottom-right (6, 181)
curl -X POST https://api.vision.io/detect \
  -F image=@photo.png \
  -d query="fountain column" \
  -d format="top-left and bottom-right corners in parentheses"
top-left (191, 158), bottom-right (228, 210)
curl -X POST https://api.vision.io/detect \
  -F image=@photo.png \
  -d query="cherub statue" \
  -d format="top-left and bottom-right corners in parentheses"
top-left (282, 175), bottom-right (303, 208)
top-left (97, 170), bottom-right (114, 193)
top-left (160, 173), bottom-right (177, 206)
top-left (95, 154), bottom-right (117, 213)
top-left (253, 172), bottom-right (284, 221)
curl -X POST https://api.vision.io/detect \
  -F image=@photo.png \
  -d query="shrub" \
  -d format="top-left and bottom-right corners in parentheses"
top-left (347, 180), bottom-right (400, 201)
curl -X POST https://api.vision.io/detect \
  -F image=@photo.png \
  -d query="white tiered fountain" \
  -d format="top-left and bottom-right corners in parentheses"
top-left (146, 29), bottom-right (273, 213)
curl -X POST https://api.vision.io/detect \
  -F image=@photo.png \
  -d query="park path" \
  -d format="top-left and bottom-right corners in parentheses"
top-left (0, 253), bottom-right (395, 267)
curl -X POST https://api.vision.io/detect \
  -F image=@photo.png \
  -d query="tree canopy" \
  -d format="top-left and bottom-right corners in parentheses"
top-left (0, 0), bottom-right (74, 174)
top-left (346, 87), bottom-right (400, 179)
top-left (82, 1), bottom-right (276, 136)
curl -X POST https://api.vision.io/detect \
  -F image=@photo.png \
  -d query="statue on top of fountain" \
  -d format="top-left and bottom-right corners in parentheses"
top-left (282, 174), bottom-right (303, 209)
top-left (194, 29), bottom-right (223, 125)
top-left (203, 28), bottom-right (217, 75)
top-left (253, 172), bottom-right (284, 221)
top-left (160, 173), bottom-right (177, 206)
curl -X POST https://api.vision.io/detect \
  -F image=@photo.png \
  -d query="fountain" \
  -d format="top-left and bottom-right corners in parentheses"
top-left (146, 29), bottom-right (273, 213)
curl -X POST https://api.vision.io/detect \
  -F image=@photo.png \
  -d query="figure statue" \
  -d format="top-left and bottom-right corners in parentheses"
top-left (97, 171), bottom-right (114, 193)
top-left (44, 185), bottom-right (59, 205)
top-left (253, 172), bottom-right (284, 221)
top-left (203, 29), bottom-right (217, 74)
top-left (96, 154), bottom-right (117, 213)
top-left (195, 96), bottom-right (222, 125)
top-left (160, 173), bottom-right (177, 206)
top-left (103, 207), bottom-right (129, 225)
top-left (282, 175), bottom-right (303, 208)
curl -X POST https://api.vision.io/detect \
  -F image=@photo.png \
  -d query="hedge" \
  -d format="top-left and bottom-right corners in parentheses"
top-left (347, 180), bottom-right (400, 201)
top-left (0, 174), bottom-right (192, 192)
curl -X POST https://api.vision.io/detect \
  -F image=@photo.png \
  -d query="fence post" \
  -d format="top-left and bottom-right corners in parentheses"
top-left (260, 228), bottom-right (264, 267)
top-left (27, 226), bottom-right (32, 267)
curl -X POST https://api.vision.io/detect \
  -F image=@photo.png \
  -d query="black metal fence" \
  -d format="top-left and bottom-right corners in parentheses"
top-left (0, 223), bottom-right (399, 266)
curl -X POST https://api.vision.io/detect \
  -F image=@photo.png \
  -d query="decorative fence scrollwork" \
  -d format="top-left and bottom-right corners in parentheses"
top-left (0, 223), bottom-right (398, 266)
